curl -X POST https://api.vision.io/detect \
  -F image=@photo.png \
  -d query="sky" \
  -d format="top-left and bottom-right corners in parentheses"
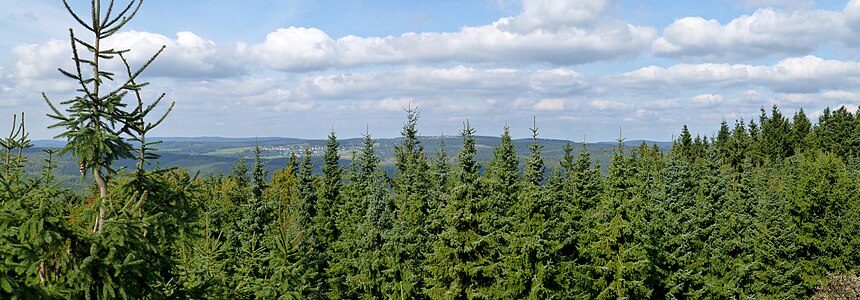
top-left (2, 0), bottom-right (860, 141)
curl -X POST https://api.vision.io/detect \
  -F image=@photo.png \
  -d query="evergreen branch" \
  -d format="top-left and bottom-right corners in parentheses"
top-left (67, 29), bottom-right (96, 103)
top-left (74, 37), bottom-right (96, 53)
top-left (63, 0), bottom-right (95, 32)
top-left (140, 94), bottom-right (162, 116)
top-left (101, 0), bottom-right (116, 29)
top-left (42, 93), bottom-right (69, 122)
top-left (103, 0), bottom-right (139, 29)
top-left (91, 0), bottom-right (100, 32)
top-left (148, 100), bottom-right (173, 130)
top-left (109, 45), bottom-right (164, 97)
top-left (101, 2), bottom-right (142, 38)
top-left (58, 68), bottom-right (81, 81)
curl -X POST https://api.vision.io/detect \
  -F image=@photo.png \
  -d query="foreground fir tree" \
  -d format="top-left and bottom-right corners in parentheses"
top-left (44, 0), bottom-right (167, 233)
top-left (580, 137), bottom-right (653, 299)
top-left (499, 119), bottom-right (573, 298)
top-left (386, 105), bottom-right (432, 299)
top-left (36, 0), bottom-right (190, 298)
top-left (346, 132), bottom-right (397, 299)
top-left (482, 126), bottom-right (519, 244)
top-left (425, 122), bottom-right (494, 299)
top-left (312, 131), bottom-right (342, 296)
top-left (329, 132), bottom-right (378, 298)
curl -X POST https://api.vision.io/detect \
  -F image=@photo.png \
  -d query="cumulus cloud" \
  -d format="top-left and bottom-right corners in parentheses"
top-left (13, 31), bottom-right (242, 80)
top-left (821, 90), bottom-right (860, 100)
top-left (513, 98), bottom-right (572, 111)
top-left (108, 31), bottom-right (243, 77)
top-left (507, 0), bottom-right (614, 32)
top-left (690, 94), bottom-right (724, 107)
top-left (296, 65), bottom-right (588, 100)
top-left (590, 99), bottom-right (630, 111)
top-left (13, 0), bottom-right (653, 75)
top-left (609, 55), bottom-right (860, 93)
top-left (12, 40), bottom-right (69, 79)
top-left (243, 0), bottom-right (654, 71)
top-left (360, 98), bottom-right (415, 111)
top-left (653, 8), bottom-right (840, 60)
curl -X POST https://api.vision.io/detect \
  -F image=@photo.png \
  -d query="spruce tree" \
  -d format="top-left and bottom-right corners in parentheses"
top-left (580, 137), bottom-right (653, 299)
top-left (386, 105), bottom-right (432, 299)
top-left (571, 142), bottom-right (602, 210)
top-left (815, 106), bottom-right (855, 158)
top-left (483, 126), bottom-right (519, 234)
top-left (330, 132), bottom-right (380, 298)
top-left (425, 122), bottom-right (495, 299)
top-left (791, 108), bottom-right (812, 154)
top-left (340, 131), bottom-right (396, 299)
top-left (674, 125), bottom-right (693, 161)
top-left (759, 105), bottom-right (793, 161)
top-left (313, 131), bottom-right (342, 296)
top-left (44, 0), bottom-right (168, 233)
top-left (427, 136), bottom-right (451, 242)
top-left (498, 120), bottom-right (567, 298)
top-left (715, 120), bottom-right (732, 162)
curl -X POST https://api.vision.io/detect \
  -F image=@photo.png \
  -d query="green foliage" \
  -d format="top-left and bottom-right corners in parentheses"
top-left (9, 7), bottom-right (860, 296)
top-left (425, 122), bottom-right (495, 299)
top-left (386, 105), bottom-right (433, 299)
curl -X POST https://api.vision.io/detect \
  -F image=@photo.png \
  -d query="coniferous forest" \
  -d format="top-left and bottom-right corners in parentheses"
top-left (4, 1), bottom-right (860, 299)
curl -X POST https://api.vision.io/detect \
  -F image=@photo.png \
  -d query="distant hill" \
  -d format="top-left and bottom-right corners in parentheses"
top-left (23, 136), bottom-right (671, 189)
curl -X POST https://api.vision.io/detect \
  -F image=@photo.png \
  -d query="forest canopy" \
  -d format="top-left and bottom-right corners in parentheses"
top-left (3, 1), bottom-right (860, 299)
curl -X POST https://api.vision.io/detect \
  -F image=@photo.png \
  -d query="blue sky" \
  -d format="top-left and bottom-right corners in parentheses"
top-left (2, 0), bottom-right (860, 141)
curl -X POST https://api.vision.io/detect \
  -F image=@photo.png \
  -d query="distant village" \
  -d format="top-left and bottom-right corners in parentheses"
top-left (259, 142), bottom-right (387, 157)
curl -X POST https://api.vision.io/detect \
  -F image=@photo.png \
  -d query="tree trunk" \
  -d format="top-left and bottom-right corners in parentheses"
top-left (94, 167), bottom-right (107, 232)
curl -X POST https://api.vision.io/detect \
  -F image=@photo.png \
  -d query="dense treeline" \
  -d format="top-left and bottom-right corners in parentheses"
top-left (4, 104), bottom-right (860, 299)
top-left (4, 1), bottom-right (860, 299)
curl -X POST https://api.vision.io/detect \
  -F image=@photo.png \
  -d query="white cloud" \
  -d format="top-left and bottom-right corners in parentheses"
top-left (776, 93), bottom-right (817, 104)
top-left (296, 65), bottom-right (587, 101)
top-left (508, 0), bottom-right (614, 32)
top-left (109, 31), bottom-right (243, 77)
top-left (821, 90), bottom-right (860, 100)
top-left (13, 0), bottom-right (655, 77)
top-left (646, 98), bottom-right (681, 109)
top-left (360, 98), bottom-right (415, 111)
top-left (533, 98), bottom-right (568, 111)
top-left (512, 97), bottom-right (573, 111)
top-left (609, 55), bottom-right (860, 93)
top-left (691, 94), bottom-right (724, 107)
top-left (13, 31), bottom-right (243, 80)
top-left (528, 68), bottom-right (587, 95)
top-left (654, 8), bottom-right (841, 60)
top-left (12, 40), bottom-right (68, 79)
top-left (241, 27), bottom-right (336, 72)
top-left (590, 99), bottom-right (630, 111)
top-left (243, 0), bottom-right (653, 71)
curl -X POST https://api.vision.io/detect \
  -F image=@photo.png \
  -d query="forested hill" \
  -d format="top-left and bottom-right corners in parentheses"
top-left (5, 102), bottom-right (860, 299)
top-left (23, 135), bottom-right (671, 189)
top-left (4, 0), bottom-right (860, 298)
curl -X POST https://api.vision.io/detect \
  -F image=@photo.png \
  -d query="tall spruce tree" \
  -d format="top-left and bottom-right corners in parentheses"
top-left (386, 105), bottom-right (432, 299)
top-left (498, 119), bottom-right (568, 298)
top-left (759, 105), bottom-right (793, 161)
top-left (44, 0), bottom-right (169, 233)
top-left (581, 137), bottom-right (653, 299)
top-left (483, 126), bottom-right (519, 234)
top-left (426, 122), bottom-right (494, 299)
top-left (312, 131), bottom-right (342, 296)
top-left (791, 108), bottom-right (812, 154)
top-left (334, 131), bottom-right (396, 299)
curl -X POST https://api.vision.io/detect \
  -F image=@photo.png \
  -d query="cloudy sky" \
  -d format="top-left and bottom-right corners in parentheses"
top-left (2, 0), bottom-right (860, 141)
